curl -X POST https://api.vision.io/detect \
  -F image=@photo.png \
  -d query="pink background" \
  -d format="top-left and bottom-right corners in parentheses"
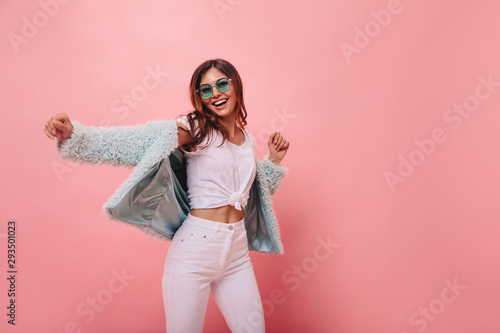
top-left (1, 0), bottom-right (500, 332)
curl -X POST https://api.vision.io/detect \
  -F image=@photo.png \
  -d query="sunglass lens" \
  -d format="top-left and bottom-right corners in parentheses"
top-left (199, 86), bottom-right (212, 98)
top-left (217, 79), bottom-right (230, 92)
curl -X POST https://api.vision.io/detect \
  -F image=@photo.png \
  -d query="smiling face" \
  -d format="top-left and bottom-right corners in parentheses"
top-left (199, 67), bottom-right (237, 119)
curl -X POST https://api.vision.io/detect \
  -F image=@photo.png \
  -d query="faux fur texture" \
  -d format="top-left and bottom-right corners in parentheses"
top-left (56, 118), bottom-right (288, 253)
top-left (253, 157), bottom-right (288, 253)
top-left (261, 155), bottom-right (289, 196)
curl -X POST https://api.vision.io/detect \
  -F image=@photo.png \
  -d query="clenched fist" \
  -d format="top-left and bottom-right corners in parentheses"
top-left (268, 132), bottom-right (290, 165)
top-left (44, 113), bottom-right (74, 142)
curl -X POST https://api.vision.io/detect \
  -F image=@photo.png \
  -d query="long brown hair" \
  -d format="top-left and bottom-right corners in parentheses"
top-left (181, 58), bottom-right (248, 150)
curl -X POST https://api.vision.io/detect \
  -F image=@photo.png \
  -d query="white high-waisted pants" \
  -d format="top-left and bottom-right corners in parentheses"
top-left (162, 213), bottom-right (265, 333)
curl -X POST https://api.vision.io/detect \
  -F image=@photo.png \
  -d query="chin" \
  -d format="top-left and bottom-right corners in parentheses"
top-left (210, 106), bottom-right (235, 118)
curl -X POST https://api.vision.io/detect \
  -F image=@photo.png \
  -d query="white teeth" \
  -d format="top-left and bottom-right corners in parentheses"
top-left (214, 99), bottom-right (227, 106)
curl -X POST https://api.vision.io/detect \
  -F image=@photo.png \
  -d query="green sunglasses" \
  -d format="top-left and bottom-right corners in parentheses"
top-left (196, 78), bottom-right (232, 99)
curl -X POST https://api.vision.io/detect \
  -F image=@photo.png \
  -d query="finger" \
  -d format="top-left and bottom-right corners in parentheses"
top-left (273, 132), bottom-right (281, 144)
top-left (275, 136), bottom-right (284, 148)
top-left (51, 114), bottom-right (69, 129)
top-left (281, 140), bottom-right (290, 150)
top-left (279, 139), bottom-right (287, 150)
top-left (44, 127), bottom-right (54, 140)
top-left (52, 120), bottom-right (68, 134)
top-left (278, 139), bottom-right (288, 151)
top-left (49, 119), bottom-right (61, 136)
top-left (60, 115), bottom-right (71, 126)
top-left (268, 132), bottom-right (278, 145)
top-left (45, 122), bottom-right (57, 137)
top-left (278, 140), bottom-right (289, 151)
top-left (53, 113), bottom-right (69, 122)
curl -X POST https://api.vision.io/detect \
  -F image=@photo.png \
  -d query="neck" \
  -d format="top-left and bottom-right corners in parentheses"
top-left (219, 112), bottom-right (239, 137)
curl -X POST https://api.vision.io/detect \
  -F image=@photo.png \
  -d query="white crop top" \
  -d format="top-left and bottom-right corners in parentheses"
top-left (176, 115), bottom-right (257, 211)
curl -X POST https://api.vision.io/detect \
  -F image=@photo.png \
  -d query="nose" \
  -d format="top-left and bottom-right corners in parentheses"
top-left (211, 85), bottom-right (222, 98)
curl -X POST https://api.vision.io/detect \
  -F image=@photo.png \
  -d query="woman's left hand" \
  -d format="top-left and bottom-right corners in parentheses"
top-left (268, 132), bottom-right (290, 164)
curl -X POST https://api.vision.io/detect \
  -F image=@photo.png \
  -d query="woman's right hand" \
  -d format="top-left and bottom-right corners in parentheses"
top-left (44, 113), bottom-right (74, 142)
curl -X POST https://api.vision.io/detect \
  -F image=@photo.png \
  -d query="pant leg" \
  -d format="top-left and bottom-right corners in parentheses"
top-left (162, 213), bottom-right (265, 333)
top-left (211, 226), bottom-right (266, 333)
top-left (162, 216), bottom-right (222, 333)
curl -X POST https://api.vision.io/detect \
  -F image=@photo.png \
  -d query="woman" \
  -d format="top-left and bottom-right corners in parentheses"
top-left (44, 58), bottom-right (289, 332)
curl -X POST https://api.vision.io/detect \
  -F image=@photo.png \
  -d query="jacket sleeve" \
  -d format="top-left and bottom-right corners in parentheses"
top-left (260, 155), bottom-right (288, 196)
top-left (56, 119), bottom-right (176, 168)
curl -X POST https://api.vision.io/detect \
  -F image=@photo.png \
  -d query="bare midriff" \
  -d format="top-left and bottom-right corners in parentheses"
top-left (190, 205), bottom-right (244, 224)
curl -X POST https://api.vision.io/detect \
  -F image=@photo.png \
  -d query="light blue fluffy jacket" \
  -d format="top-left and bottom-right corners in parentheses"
top-left (56, 119), bottom-right (288, 254)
